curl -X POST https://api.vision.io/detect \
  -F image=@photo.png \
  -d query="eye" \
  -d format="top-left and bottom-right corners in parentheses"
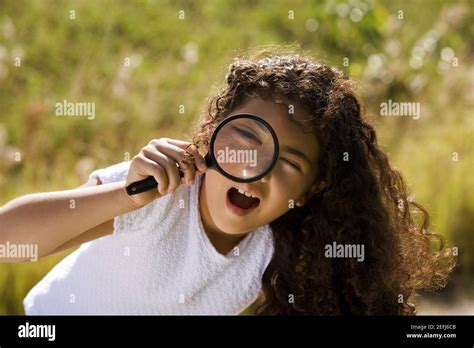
top-left (231, 126), bottom-right (262, 145)
top-left (280, 158), bottom-right (301, 171)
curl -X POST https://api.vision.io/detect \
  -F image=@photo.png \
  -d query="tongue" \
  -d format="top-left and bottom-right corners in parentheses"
top-left (229, 188), bottom-right (259, 210)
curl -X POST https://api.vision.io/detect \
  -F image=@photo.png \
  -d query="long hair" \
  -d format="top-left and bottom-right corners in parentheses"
top-left (190, 46), bottom-right (456, 315)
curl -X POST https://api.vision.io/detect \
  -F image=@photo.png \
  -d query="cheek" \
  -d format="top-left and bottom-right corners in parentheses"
top-left (203, 171), bottom-right (233, 216)
top-left (263, 177), bottom-right (299, 214)
top-left (204, 171), bottom-right (226, 201)
top-left (270, 170), bottom-right (305, 201)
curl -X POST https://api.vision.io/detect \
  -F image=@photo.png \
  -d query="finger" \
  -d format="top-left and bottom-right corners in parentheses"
top-left (142, 146), bottom-right (181, 193)
top-left (153, 141), bottom-right (197, 185)
top-left (184, 143), bottom-right (208, 173)
top-left (162, 138), bottom-right (190, 148)
top-left (136, 156), bottom-right (169, 195)
top-left (163, 139), bottom-right (207, 173)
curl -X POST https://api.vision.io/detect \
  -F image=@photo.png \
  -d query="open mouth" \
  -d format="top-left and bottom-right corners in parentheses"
top-left (226, 187), bottom-right (260, 216)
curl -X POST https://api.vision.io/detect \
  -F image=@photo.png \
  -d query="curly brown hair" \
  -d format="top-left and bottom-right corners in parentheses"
top-left (190, 45), bottom-right (456, 315)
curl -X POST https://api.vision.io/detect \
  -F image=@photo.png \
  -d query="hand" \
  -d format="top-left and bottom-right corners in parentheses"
top-left (125, 138), bottom-right (207, 208)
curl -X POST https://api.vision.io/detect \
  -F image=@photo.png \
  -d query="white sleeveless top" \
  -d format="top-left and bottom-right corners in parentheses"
top-left (23, 161), bottom-right (274, 315)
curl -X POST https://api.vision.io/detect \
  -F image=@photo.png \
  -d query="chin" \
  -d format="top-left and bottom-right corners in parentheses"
top-left (212, 216), bottom-right (255, 235)
top-left (216, 222), bottom-right (249, 235)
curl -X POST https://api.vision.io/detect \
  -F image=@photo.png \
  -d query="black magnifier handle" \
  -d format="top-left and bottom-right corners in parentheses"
top-left (125, 165), bottom-right (186, 195)
top-left (126, 154), bottom-right (212, 195)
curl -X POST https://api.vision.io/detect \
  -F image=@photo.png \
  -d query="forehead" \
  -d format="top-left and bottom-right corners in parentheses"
top-left (228, 97), bottom-right (319, 164)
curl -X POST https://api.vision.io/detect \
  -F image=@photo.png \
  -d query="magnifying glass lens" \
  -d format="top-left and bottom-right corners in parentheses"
top-left (213, 118), bottom-right (276, 180)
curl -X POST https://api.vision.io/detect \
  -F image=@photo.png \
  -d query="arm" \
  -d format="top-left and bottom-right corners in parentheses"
top-left (39, 177), bottom-right (113, 258)
top-left (0, 176), bottom-right (139, 263)
top-left (0, 137), bottom-right (208, 263)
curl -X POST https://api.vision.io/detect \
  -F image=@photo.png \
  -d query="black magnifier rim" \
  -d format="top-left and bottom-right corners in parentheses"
top-left (209, 113), bottom-right (279, 183)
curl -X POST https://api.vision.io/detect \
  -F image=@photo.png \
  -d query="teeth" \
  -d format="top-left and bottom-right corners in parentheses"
top-left (235, 187), bottom-right (257, 198)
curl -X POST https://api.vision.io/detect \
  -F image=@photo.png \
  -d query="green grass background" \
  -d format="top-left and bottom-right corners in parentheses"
top-left (0, 0), bottom-right (473, 314)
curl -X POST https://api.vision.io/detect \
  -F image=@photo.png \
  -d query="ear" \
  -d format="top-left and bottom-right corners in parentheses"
top-left (295, 180), bottom-right (327, 207)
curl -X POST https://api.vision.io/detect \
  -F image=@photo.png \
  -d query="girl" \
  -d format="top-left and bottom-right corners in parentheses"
top-left (1, 48), bottom-right (456, 315)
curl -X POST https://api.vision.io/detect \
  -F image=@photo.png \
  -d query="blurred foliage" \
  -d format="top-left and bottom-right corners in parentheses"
top-left (0, 0), bottom-right (473, 315)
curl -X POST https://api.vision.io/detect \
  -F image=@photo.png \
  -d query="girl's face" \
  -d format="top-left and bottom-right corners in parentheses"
top-left (200, 97), bottom-right (322, 235)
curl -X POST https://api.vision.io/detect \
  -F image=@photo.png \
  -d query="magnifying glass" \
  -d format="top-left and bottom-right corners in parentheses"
top-left (126, 113), bottom-right (279, 195)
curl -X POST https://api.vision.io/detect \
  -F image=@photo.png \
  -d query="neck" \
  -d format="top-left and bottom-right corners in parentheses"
top-left (198, 175), bottom-right (246, 255)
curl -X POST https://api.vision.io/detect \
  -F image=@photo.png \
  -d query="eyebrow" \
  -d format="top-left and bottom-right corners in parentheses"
top-left (251, 119), bottom-right (270, 133)
top-left (281, 145), bottom-right (312, 165)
